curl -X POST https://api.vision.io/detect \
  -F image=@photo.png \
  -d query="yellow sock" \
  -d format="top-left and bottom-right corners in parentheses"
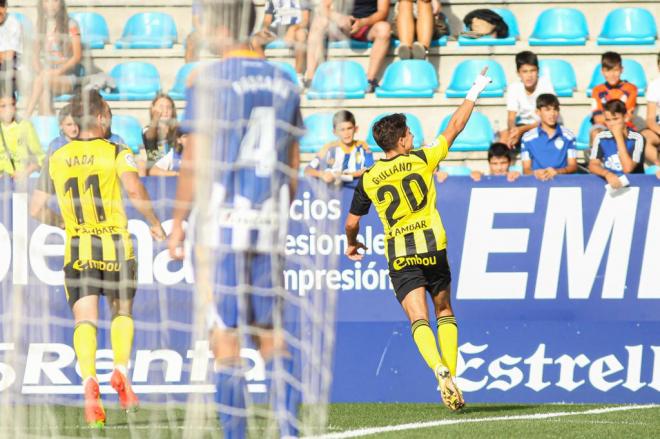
top-left (111, 315), bottom-right (134, 369)
top-left (73, 321), bottom-right (97, 381)
top-left (437, 316), bottom-right (458, 377)
top-left (411, 319), bottom-right (442, 372)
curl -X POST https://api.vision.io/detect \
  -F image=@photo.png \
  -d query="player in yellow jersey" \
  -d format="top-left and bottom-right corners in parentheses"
top-left (345, 68), bottom-right (492, 412)
top-left (29, 90), bottom-right (166, 428)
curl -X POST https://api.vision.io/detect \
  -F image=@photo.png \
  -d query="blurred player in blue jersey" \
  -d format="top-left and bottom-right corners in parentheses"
top-left (168, 1), bottom-right (302, 437)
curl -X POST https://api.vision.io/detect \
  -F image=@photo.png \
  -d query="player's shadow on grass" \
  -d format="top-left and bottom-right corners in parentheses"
top-left (458, 404), bottom-right (541, 415)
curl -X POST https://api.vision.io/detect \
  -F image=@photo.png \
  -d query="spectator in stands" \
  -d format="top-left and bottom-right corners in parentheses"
top-left (589, 51), bottom-right (638, 146)
top-left (304, 0), bottom-right (391, 93)
top-left (521, 94), bottom-right (577, 181)
top-left (0, 0), bottom-right (23, 90)
top-left (642, 52), bottom-right (660, 178)
top-left (252, 1), bottom-right (309, 79)
top-left (150, 128), bottom-right (187, 177)
top-left (589, 99), bottom-right (644, 188)
top-left (305, 110), bottom-right (373, 185)
top-left (141, 93), bottom-right (178, 175)
top-left (25, 0), bottom-right (82, 117)
top-left (0, 88), bottom-right (45, 184)
top-left (184, 0), bottom-right (202, 63)
top-left (394, 0), bottom-right (448, 60)
top-left (435, 142), bottom-right (520, 183)
top-left (501, 51), bottom-right (555, 148)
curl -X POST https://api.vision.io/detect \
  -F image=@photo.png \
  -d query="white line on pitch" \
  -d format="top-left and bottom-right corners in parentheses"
top-left (307, 404), bottom-right (660, 439)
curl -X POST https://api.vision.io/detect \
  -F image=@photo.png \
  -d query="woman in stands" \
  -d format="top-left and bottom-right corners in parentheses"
top-left (395, 0), bottom-right (448, 60)
top-left (141, 93), bottom-right (179, 176)
top-left (25, 0), bottom-right (82, 116)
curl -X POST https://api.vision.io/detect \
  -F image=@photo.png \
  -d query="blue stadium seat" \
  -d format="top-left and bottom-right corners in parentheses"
top-left (299, 113), bottom-right (336, 153)
top-left (392, 36), bottom-right (448, 48)
top-left (307, 61), bottom-right (367, 99)
top-left (509, 164), bottom-right (523, 173)
top-left (69, 12), bottom-right (109, 49)
top-left (111, 115), bottom-right (143, 154)
top-left (538, 59), bottom-right (577, 97)
top-left (586, 59), bottom-right (647, 97)
top-left (366, 113), bottom-right (424, 152)
top-left (115, 13), bottom-right (178, 49)
top-left (529, 8), bottom-right (588, 46)
top-left (645, 165), bottom-right (659, 175)
top-left (436, 112), bottom-right (494, 151)
top-left (438, 165), bottom-right (472, 176)
top-left (101, 62), bottom-right (161, 101)
top-left (10, 12), bottom-right (33, 37)
top-left (376, 60), bottom-right (438, 98)
top-left (446, 60), bottom-right (506, 98)
top-left (328, 39), bottom-right (372, 49)
top-left (169, 63), bottom-right (199, 100)
top-left (597, 8), bottom-right (657, 45)
top-left (269, 61), bottom-right (299, 85)
top-left (30, 116), bottom-right (59, 151)
top-left (575, 115), bottom-right (592, 151)
top-left (458, 8), bottom-right (519, 46)
top-left (265, 39), bottom-right (290, 49)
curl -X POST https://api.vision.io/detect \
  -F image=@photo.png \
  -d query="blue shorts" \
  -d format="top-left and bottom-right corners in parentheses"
top-left (201, 251), bottom-right (283, 329)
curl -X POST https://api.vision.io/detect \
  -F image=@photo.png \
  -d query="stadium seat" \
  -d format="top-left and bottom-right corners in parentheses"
top-left (392, 36), bottom-right (448, 48)
top-left (597, 8), bottom-right (657, 45)
top-left (328, 39), bottom-right (372, 49)
top-left (299, 113), bottom-right (336, 153)
top-left (438, 165), bottom-right (472, 176)
top-left (101, 62), bottom-right (161, 101)
top-left (30, 116), bottom-right (59, 151)
top-left (529, 8), bottom-right (588, 46)
top-left (538, 59), bottom-right (577, 97)
top-left (586, 59), bottom-right (647, 97)
top-left (575, 115), bottom-right (592, 150)
top-left (645, 165), bottom-right (659, 175)
top-left (376, 60), bottom-right (438, 98)
top-left (10, 12), bottom-right (33, 37)
top-left (265, 39), bottom-right (290, 49)
top-left (436, 112), bottom-right (494, 151)
top-left (269, 61), bottom-right (299, 85)
top-left (509, 164), bottom-right (523, 173)
top-left (111, 115), bottom-right (143, 154)
top-left (366, 113), bottom-right (424, 152)
top-left (458, 8), bottom-right (519, 46)
top-left (69, 12), bottom-right (109, 49)
top-left (169, 63), bottom-right (200, 100)
top-left (446, 60), bottom-right (506, 98)
top-left (115, 12), bottom-right (178, 49)
top-left (307, 61), bottom-right (368, 99)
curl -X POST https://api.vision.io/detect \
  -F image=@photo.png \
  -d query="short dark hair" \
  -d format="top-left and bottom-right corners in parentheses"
top-left (601, 51), bottom-right (622, 70)
top-left (372, 113), bottom-right (407, 152)
top-left (333, 110), bottom-right (356, 129)
top-left (0, 0), bottom-right (7, 8)
top-left (515, 51), bottom-right (539, 70)
top-left (488, 143), bottom-right (512, 162)
top-left (58, 103), bottom-right (74, 124)
top-left (536, 93), bottom-right (560, 109)
top-left (203, 0), bottom-right (256, 42)
top-left (71, 89), bottom-right (107, 130)
top-left (603, 99), bottom-right (627, 116)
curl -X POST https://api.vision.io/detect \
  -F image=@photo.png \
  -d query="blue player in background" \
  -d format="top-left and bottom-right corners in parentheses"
top-left (167, 0), bottom-right (303, 437)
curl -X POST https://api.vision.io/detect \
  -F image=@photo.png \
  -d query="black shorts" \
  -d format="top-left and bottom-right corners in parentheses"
top-left (388, 250), bottom-right (451, 303)
top-left (63, 259), bottom-right (138, 309)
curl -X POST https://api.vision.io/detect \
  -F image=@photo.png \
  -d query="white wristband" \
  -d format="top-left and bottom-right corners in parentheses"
top-left (466, 87), bottom-right (481, 102)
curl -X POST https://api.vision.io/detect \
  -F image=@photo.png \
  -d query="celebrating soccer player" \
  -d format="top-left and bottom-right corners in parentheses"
top-left (344, 68), bottom-right (492, 412)
top-left (167, 0), bottom-right (302, 437)
top-left (29, 90), bottom-right (166, 428)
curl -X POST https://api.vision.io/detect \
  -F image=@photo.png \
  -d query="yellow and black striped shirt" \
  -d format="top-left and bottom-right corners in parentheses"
top-left (349, 135), bottom-right (449, 261)
top-left (37, 138), bottom-right (138, 265)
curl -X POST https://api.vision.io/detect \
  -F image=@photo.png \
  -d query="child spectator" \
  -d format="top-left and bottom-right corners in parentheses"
top-left (305, 110), bottom-right (373, 184)
top-left (589, 51), bottom-right (638, 146)
top-left (394, 0), bottom-right (448, 60)
top-left (436, 143), bottom-right (520, 183)
top-left (150, 128), bottom-right (187, 177)
top-left (0, 88), bottom-right (45, 183)
top-left (589, 99), bottom-right (644, 189)
top-left (305, 0), bottom-right (391, 92)
top-left (521, 94), bottom-right (577, 181)
top-left (140, 94), bottom-right (178, 175)
top-left (642, 52), bottom-right (660, 178)
top-left (502, 51), bottom-right (555, 148)
top-left (25, 0), bottom-right (82, 116)
top-left (0, 0), bottom-right (23, 89)
top-left (252, 1), bottom-right (309, 79)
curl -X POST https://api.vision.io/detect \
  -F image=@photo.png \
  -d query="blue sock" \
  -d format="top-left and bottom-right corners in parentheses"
top-left (270, 356), bottom-right (301, 438)
top-left (215, 367), bottom-right (247, 439)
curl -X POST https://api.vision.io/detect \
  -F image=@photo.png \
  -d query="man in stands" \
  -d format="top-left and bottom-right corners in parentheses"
top-left (0, 0), bottom-right (22, 90)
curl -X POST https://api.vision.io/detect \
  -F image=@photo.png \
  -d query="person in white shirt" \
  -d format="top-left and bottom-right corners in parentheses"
top-left (501, 51), bottom-right (555, 149)
top-left (0, 0), bottom-right (23, 85)
top-left (642, 52), bottom-right (660, 178)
